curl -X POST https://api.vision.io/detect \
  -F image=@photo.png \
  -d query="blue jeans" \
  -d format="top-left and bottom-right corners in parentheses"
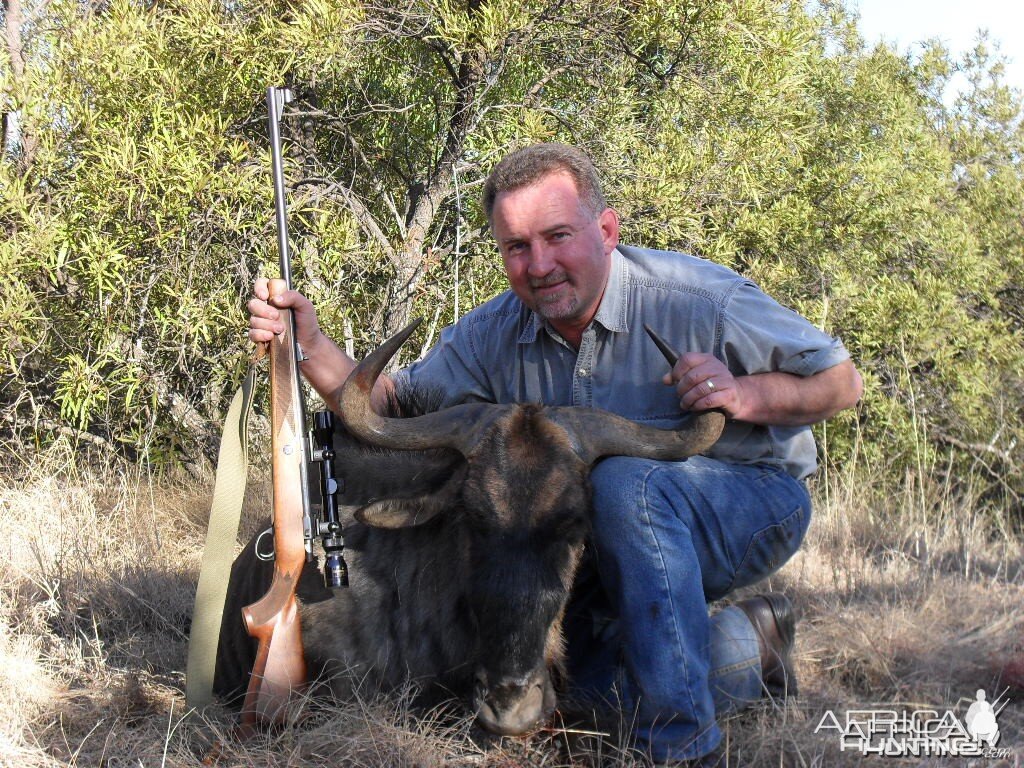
top-left (565, 456), bottom-right (812, 762)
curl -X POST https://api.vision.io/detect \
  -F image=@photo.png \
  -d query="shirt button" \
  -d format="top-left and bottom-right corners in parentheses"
top-left (578, 368), bottom-right (589, 377)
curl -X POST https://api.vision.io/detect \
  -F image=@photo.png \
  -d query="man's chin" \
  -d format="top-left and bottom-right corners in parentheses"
top-left (534, 300), bottom-right (577, 322)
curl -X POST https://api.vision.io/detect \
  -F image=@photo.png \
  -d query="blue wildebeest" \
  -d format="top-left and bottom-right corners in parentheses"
top-left (215, 323), bottom-right (724, 735)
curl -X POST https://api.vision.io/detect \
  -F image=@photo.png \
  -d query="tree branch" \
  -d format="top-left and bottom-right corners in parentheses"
top-left (294, 176), bottom-right (399, 264)
top-left (934, 430), bottom-right (1017, 466)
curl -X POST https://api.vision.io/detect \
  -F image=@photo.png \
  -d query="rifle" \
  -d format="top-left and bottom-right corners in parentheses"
top-left (239, 86), bottom-right (349, 731)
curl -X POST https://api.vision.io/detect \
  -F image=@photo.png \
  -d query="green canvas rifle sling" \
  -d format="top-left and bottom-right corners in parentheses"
top-left (185, 365), bottom-right (257, 712)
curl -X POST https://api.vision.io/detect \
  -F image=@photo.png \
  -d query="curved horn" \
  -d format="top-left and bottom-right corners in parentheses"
top-left (546, 324), bottom-right (726, 464)
top-left (643, 323), bottom-right (681, 367)
top-left (338, 319), bottom-right (505, 454)
top-left (545, 407), bottom-right (725, 466)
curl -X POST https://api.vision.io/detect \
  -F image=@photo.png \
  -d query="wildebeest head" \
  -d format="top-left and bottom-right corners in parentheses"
top-left (339, 320), bottom-right (725, 735)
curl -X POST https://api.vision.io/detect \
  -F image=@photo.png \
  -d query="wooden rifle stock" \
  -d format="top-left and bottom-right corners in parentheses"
top-left (239, 278), bottom-right (309, 729)
top-left (235, 87), bottom-right (321, 734)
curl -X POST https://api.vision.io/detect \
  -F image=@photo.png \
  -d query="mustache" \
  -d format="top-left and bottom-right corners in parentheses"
top-left (529, 273), bottom-right (569, 289)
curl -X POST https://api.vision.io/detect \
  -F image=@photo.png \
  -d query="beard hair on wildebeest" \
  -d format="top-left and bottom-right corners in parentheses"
top-left (214, 319), bottom-right (724, 736)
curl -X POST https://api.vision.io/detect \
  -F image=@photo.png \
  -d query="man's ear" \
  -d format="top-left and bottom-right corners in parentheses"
top-left (598, 206), bottom-right (620, 253)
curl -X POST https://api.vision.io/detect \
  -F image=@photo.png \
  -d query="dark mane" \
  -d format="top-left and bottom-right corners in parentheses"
top-left (388, 380), bottom-right (486, 418)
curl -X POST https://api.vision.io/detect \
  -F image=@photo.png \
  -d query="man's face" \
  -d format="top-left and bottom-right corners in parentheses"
top-left (491, 172), bottom-right (619, 338)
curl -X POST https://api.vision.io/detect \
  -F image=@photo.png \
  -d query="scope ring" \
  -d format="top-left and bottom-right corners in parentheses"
top-left (254, 526), bottom-right (276, 561)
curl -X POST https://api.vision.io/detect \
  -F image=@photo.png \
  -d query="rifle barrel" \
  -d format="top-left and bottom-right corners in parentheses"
top-left (264, 86), bottom-right (314, 550)
top-left (267, 86), bottom-right (294, 289)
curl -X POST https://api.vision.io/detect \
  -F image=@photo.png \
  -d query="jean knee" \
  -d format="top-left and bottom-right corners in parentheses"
top-left (590, 457), bottom-right (656, 523)
top-left (589, 457), bottom-right (692, 550)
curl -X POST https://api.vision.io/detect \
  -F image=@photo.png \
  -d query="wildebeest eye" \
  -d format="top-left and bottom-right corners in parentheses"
top-left (553, 513), bottom-right (589, 542)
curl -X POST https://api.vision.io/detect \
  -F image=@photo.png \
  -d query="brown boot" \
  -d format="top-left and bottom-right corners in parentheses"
top-left (735, 593), bottom-right (798, 699)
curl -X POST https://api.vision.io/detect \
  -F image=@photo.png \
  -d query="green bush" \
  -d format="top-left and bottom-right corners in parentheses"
top-left (2, 0), bottom-right (1020, 505)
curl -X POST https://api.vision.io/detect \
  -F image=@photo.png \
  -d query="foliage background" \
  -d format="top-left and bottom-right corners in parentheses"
top-left (1, 1), bottom-right (1023, 765)
top-left (2, 0), bottom-right (1022, 505)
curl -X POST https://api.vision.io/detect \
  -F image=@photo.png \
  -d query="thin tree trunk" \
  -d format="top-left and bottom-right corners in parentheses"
top-left (381, 38), bottom-right (488, 351)
top-left (3, 0), bottom-right (38, 172)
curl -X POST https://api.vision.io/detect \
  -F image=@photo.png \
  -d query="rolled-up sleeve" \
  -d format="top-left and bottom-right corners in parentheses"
top-left (720, 282), bottom-right (850, 377)
top-left (391, 320), bottom-right (495, 407)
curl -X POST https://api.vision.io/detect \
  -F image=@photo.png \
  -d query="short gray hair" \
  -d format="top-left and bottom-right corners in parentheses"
top-left (481, 143), bottom-right (606, 223)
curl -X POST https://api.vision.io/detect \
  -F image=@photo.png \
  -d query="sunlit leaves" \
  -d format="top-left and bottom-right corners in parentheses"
top-left (56, 353), bottom-right (111, 430)
top-left (1, 0), bottom-right (1021, 496)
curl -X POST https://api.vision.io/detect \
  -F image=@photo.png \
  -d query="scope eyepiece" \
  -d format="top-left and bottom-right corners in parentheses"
top-left (324, 551), bottom-right (349, 589)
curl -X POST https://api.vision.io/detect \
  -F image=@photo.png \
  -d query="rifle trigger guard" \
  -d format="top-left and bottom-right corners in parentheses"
top-left (254, 526), bottom-right (275, 561)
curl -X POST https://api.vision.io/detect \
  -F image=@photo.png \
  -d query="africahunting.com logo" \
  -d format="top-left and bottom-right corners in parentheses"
top-left (814, 688), bottom-right (1012, 758)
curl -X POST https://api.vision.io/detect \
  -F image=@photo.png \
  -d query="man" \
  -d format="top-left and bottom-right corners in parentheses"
top-left (248, 143), bottom-right (862, 764)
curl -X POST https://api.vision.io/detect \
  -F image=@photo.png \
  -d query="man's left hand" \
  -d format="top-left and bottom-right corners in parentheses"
top-left (663, 352), bottom-right (743, 418)
top-left (663, 356), bottom-right (863, 427)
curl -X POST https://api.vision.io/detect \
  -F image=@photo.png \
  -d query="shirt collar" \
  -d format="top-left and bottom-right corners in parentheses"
top-left (517, 248), bottom-right (630, 344)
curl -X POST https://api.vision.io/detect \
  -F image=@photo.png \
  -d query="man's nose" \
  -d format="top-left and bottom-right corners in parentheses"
top-left (525, 244), bottom-right (556, 277)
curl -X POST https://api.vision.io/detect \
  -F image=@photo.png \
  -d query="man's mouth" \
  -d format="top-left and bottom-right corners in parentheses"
top-left (531, 276), bottom-right (569, 297)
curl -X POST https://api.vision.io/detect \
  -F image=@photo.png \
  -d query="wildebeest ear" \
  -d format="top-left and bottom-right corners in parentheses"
top-left (355, 496), bottom-right (446, 529)
top-left (334, 444), bottom-right (463, 506)
top-left (355, 466), bottom-right (464, 529)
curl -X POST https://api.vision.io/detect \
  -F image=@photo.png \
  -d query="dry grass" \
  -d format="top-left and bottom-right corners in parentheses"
top-left (1, 441), bottom-right (1021, 767)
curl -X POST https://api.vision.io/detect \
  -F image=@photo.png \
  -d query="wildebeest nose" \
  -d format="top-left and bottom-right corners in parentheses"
top-left (473, 672), bottom-right (554, 736)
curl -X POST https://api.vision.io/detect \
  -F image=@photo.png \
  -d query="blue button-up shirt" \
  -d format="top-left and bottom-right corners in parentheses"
top-left (393, 245), bottom-right (850, 479)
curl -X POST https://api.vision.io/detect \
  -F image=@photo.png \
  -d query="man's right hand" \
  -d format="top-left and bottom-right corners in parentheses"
top-left (247, 278), bottom-right (394, 414)
top-left (247, 277), bottom-right (326, 358)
